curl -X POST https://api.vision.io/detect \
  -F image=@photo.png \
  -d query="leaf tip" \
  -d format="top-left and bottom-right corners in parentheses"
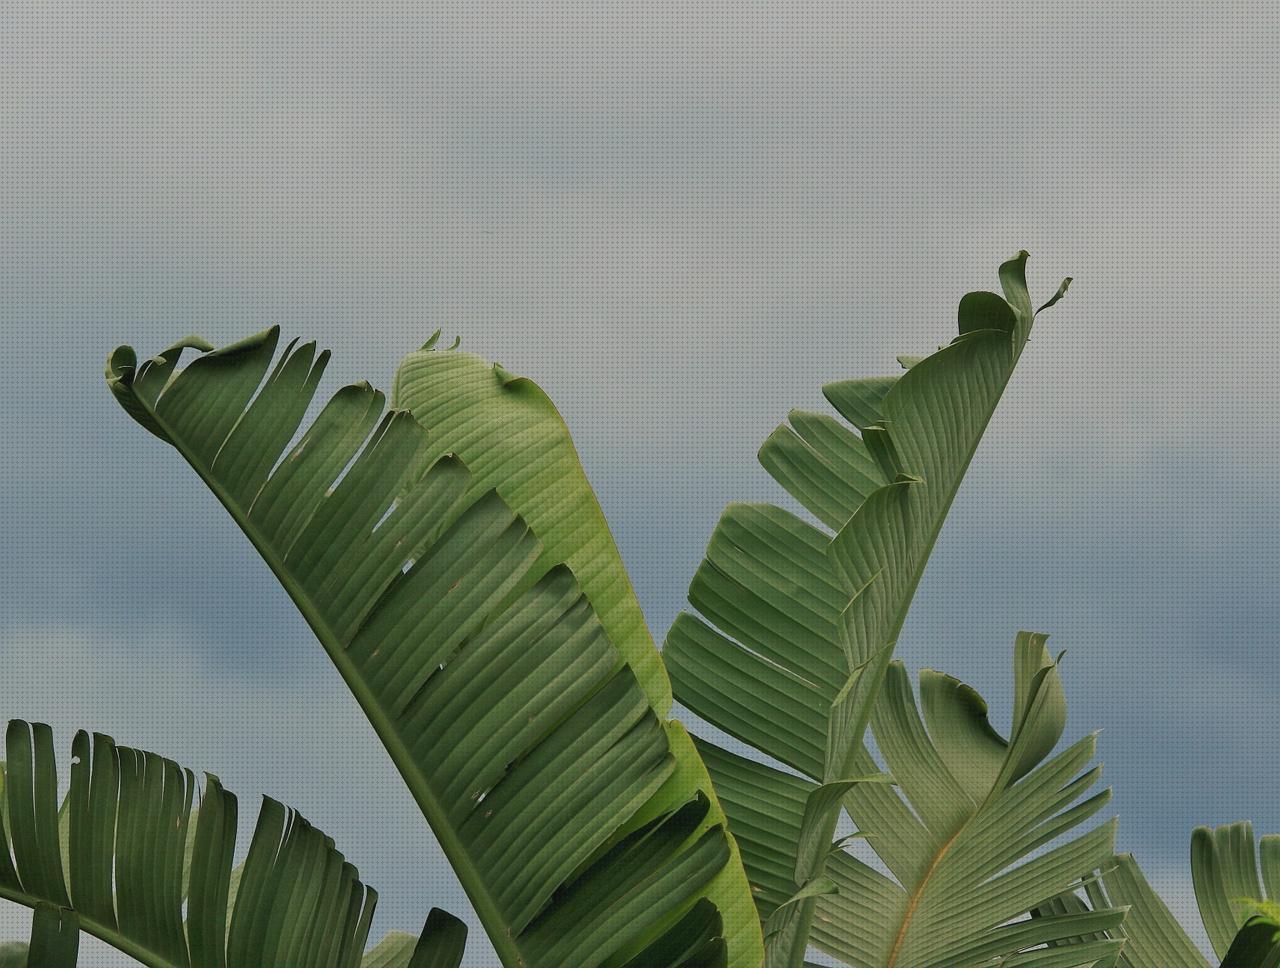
top-left (1036, 276), bottom-right (1073, 315)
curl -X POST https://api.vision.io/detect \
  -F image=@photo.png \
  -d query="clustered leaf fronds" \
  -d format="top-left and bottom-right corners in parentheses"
top-left (16, 251), bottom-right (1258, 968)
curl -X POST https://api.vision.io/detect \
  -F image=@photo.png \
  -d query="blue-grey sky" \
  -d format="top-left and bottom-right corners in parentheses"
top-left (2, 2), bottom-right (1277, 963)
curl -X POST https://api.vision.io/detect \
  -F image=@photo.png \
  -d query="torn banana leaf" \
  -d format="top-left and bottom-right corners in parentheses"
top-left (1050, 821), bottom-right (1280, 967)
top-left (0, 720), bottom-right (459, 968)
top-left (663, 252), bottom-right (1077, 964)
top-left (108, 332), bottom-right (740, 967)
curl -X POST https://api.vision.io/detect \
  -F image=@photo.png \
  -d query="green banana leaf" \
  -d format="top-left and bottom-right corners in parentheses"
top-left (699, 634), bottom-right (1123, 966)
top-left (391, 331), bottom-right (762, 966)
top-left (107, 332), bottom-right (739, 967)
top-left (0, 719), bottom-right (463, 968)
top-left (1219, 916), bottom-right (1280, 968)
top-left (1192, 824), bottom-right (1280, 960)
top-left (662, 251), bottom-right (1074, 964)
top-left (1051, 822), bottom-right (1280, 967)
top-left (393, 332), bottom-right (670, 713)
top-left (0, 904), bottom-right (79, 967)
top-left (360, 909), bottom-right (469, 968)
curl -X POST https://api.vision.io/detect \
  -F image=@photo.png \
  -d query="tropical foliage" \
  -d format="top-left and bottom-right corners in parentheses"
top-left (699, 634), bottom-right (1124, 966)
top-left (391, 318), bottom-right (762, 961)
top-left (104, 326), bottom-right (749, 967)
top-left (0, 720), bottom-right (463, 967)
top-left (664, 251), bottom-right (1076, 965)
top-left (1038, 822), bottom-right (1280, 967)
top-left (2, 250), bottom-right (1267, 965)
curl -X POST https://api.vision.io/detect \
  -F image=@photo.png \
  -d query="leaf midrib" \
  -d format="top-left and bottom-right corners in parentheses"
top-left (884, 338), bottom-right (1030, 966)
top-left (777, 334), bottom-right (1025, 967)
top-left (883, 813), bottom-right (974, 968)
top-left (881, 335), bottom-right (1033, 968)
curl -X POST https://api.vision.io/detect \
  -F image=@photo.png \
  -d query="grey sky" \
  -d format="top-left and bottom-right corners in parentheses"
top-left (2, 1), bottom-right (1277, 962)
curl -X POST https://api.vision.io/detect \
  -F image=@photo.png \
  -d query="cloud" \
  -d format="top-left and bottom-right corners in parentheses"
top-left (0, 1), bottom-right (1276, 962)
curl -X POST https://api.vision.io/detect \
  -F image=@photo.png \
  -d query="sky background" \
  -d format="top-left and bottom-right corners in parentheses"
top-left (2, 2), bottom-right (1278, 963)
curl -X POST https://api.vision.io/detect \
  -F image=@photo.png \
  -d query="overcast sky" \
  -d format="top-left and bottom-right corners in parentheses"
top-left (2, 2), bottom-right (1277, 963)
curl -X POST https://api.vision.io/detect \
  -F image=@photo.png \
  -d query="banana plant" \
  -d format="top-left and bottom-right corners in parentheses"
top-left (390, 324), bottom-right (763, 964)
top-left (107, 330), bottom-right (754, 966)
top-left (104, 250), bottom-right (1271, 968)
top-left (660, 252), bottom-right (1104, 964)
top-left (697, 633), bottom-right (1123, 967)
top-left (1042, 822), bottom-right (1280, 967)
top-left (837, 635), bottom-right (1119, 965)
top-left (387, 251), bottom-right (1120, 965)
top-left (0, 719), bottom-right (465, 967)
